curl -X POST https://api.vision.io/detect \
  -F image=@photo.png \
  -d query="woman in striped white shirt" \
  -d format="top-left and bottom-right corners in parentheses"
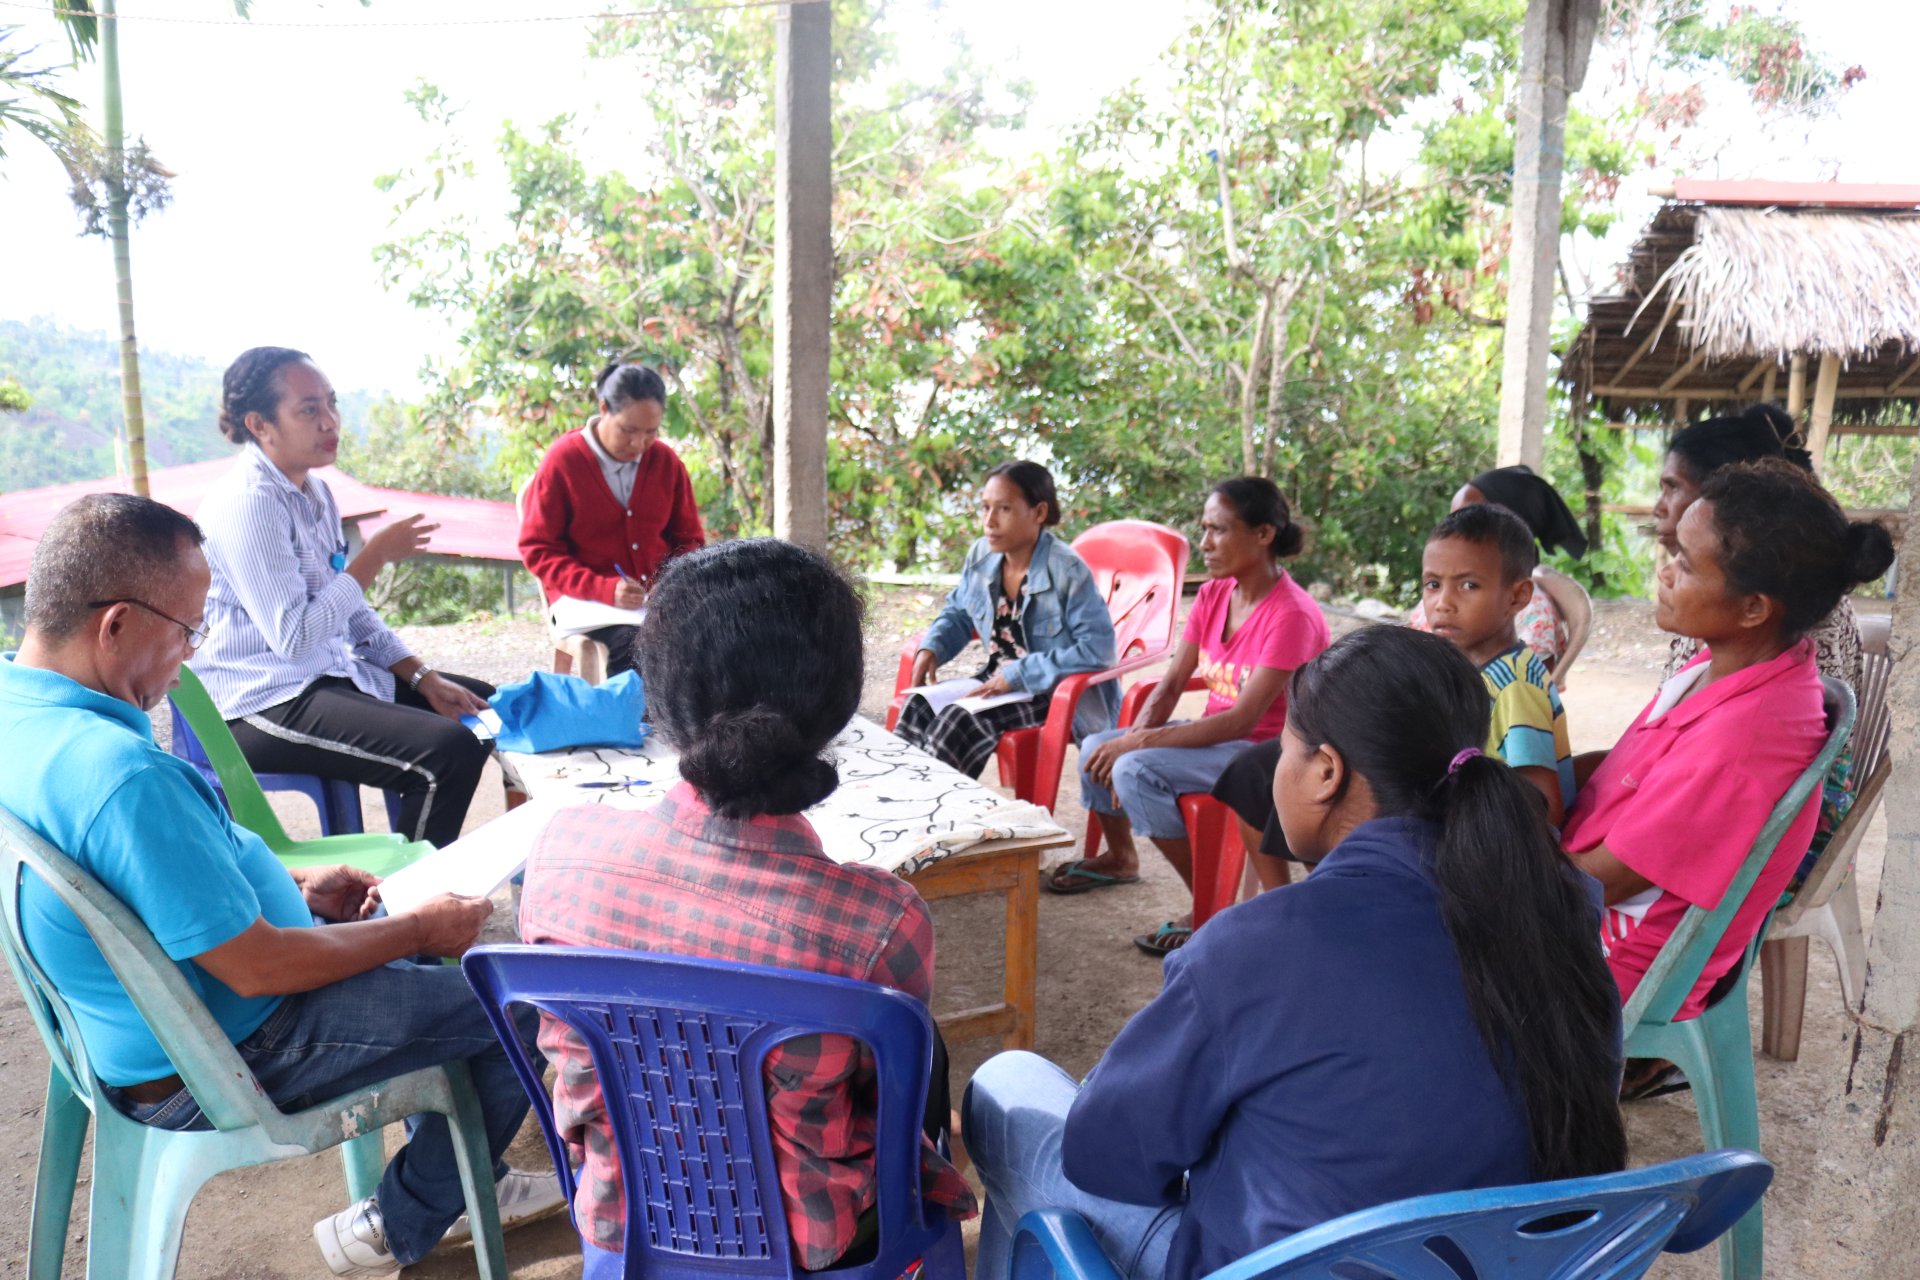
top-left (190, 346), bottom-right (495, 847)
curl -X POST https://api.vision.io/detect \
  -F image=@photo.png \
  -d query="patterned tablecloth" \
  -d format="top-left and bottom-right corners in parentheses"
top-left (499, 714), bottom-right (1068, 879)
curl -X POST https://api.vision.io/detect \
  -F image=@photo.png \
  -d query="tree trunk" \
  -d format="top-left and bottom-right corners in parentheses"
top-left (1571, 394), bottom-right (1605, 578)
top-left (1238, 289), bottom-right (1273, 475)
top-left (1792, 441), bottom-right (1920, 1276)
top-left (100, 0), bottom-right (148, 497)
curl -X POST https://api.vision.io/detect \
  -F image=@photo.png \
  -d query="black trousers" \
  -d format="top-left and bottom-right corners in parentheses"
top-left (583, 624), bottom-right (639, 677)
top-left (228, 673), bottom-right (496, 848)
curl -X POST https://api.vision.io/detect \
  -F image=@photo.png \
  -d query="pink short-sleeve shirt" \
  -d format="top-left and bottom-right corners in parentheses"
top-left (1181, 571), bottom-right (1330, 743)
top-left (1561, 643), bottom-right (1826, 1019)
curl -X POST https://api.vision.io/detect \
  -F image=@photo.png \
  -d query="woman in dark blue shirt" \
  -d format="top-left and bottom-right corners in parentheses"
top-left (964, 627), bottom-right (1625, 1280)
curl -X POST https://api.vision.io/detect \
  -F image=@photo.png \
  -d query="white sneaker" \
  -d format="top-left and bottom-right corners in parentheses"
top-left (314, 1197), bottom-right (399, 1277)
top-left (442, 1167), bottom-right (569, 1243)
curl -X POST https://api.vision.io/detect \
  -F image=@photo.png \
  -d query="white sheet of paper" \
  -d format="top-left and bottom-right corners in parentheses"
top-left (375, 799), bottom-right (562, 915)
top-left (906, 676), bottom-right (1033, 716)
top-left (549, 596), bottom-right (649, 638)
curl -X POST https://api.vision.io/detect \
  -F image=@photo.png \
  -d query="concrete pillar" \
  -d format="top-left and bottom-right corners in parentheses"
top-left (1496, 0), bottom-right (1600, 470)
top-left (772, 0), bottom-right (832, 549)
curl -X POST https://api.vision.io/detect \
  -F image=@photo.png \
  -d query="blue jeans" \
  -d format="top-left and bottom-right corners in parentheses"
top-left (964, 1051), bottom-right (1180, 1280)
top-left (1078, 724), bottom-right (1256, 841)
top-left (122, 959), bottom-right (542, 1266)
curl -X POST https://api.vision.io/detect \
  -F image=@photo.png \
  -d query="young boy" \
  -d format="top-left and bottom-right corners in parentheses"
top-left (1420, 503), bottom-right (1575, 826)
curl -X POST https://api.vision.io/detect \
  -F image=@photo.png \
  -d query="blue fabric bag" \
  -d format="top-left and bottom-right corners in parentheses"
top-left (488, 669), bottom-right (649, 754)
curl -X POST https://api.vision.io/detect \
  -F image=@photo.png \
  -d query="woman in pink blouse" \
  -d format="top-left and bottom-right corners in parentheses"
top-left (1563, 460), bottom-right (1891, 1093)
top-left (1053, 478), bottom-right (1330, 954)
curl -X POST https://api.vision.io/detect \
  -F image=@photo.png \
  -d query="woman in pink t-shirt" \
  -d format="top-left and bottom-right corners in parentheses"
top-left (1052, 477), bottom-right (1330, 954)
top-left (1562, 460), bottom-right (1891, 1095)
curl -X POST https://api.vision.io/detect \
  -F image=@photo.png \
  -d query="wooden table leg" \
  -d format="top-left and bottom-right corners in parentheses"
top-left (909, 844), bottom-right (1051, 1053)
top-left (1003, 848), bottom-right (1039, 1051)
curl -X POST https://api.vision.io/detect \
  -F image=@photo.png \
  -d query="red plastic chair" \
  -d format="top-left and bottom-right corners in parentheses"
top-left (886, 521), bottom-right (1189, 814)
top-left (1080, 674), bottom-right (1250, 930)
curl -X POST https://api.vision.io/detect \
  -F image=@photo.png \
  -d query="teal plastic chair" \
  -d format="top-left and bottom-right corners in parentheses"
top-left (168, 665), bottom-right (431, 876)
top-left (1622, 676), bottom-right (1855, 1280)
top-left (0, 805), bottom-right (509, 1280)
top-left (1007, 1150), bottom-right (1774, 1280)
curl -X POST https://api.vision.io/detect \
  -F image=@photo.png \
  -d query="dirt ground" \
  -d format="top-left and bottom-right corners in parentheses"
top-left (0, 592), bottom-right (1885, 1277)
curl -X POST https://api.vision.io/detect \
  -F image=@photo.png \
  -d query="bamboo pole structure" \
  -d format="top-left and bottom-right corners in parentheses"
top-left (1787, 353), bottom-right (1809, 419)
top-left (1807, 352), bottom-right (1843, 465)
top-left (98, 0), bottom-right (149, 497)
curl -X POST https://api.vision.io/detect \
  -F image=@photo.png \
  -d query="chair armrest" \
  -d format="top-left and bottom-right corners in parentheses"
top-left (886, 632), bottom-right (929, 732)
top-left (1119, 673), bottom-right (1207, 728)
top-left (1010, 1210), bottom-right (1126, 1280)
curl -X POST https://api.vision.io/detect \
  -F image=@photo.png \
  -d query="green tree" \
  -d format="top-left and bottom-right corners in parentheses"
top-left (0, 25), bottom-right (87, 164)
top-left (377, 0), bottom-right (1029, 569)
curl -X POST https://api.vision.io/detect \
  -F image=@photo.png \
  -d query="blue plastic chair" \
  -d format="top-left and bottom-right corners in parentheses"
top-left (166, 667), bottom-right (407, 838)
top-left (1622, 676), bottom-right (1854, 1280)
top-left (0, 804), bottom-right (509, 1280)
top-left (461, 944), bottom-right (965, 1280)
top-left (1007, 1150), bottom-right (1773, 1280)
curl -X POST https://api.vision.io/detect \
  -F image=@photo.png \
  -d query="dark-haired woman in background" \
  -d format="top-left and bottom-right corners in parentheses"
top-left (1566, 459), bottom-right (1894, 1051)
top-left (193, 347), bottom-right (495, 847)
top-left (1654, 404), bottom-right (1863, 687)
top-left (964, 627), bottom-right (1625, 1280)
top-left (1406, 464), bottom-right (1588, 665)
top-left (518, 361), bottom-right (706, 675)
top-left (1058, 478), bottom-right (1328, 956)
top-left (519, 539), bottom-right (975, 1275)
top-left (897, 461), bottom-right (1118, 778)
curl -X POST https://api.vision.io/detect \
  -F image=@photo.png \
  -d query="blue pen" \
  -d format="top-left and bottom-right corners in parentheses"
top-left (615, 565), bottom-right (631, 581)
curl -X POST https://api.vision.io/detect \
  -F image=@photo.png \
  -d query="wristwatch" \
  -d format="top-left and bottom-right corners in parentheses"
top-left (408, 664), bottom-right (435, 691)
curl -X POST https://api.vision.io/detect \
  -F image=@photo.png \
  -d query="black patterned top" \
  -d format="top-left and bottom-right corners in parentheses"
top-left (974, 573), bottom-right (1029, 680)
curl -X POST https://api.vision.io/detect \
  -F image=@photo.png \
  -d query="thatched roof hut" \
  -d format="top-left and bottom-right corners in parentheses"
top-left (1562, 180), bottom-right (1920, 462)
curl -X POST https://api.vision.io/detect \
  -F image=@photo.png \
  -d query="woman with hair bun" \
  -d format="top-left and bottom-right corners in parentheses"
top-left (193, 346), bottom-right (494, 848)
top-left (519, 539), bottom-right (976, 1272)
top-left (965, 626), bottom-right (1625, 1280)
top-left (1057, 477), bottom-right (1329, 955)
top-left (517, 360), bottom-right (706, 676)
top-left (897, 460), bottom-right (1119, 777)
top-left (1566, 459), bottom-right (1894, 1076)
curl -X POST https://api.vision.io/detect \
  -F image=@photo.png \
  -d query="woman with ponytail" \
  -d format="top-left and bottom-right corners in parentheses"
top-left (1567, 459), bottom-right (1894, 1054)
top-left (519, 539), bottom-right (974, 1272)
top-left (517, 360), bottom-right (706, 675)
top-left (965, 626), bottom-right (1625, 1280)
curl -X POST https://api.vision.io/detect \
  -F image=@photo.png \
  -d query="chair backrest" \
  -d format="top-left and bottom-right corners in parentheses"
top-left (1192, 1149), bottom-right (1773, 1280)
top-left (1623, 677), bottom-right (1855, 1029)
top-left (461, 945), bottom-right (951, 1280)
top-left (0, 805), bottom-right (280, 1134)
top-left (1780, 612), bottom-right (1893, 916)
top-left (1853, 612), bottom-right (1893, 782)
top-left (1069, 521), bottom-right (1189, 664)
top-left (167, 667), bottom-right (294, 851)
top-left (1531, 564), bottom-right (1593, 688)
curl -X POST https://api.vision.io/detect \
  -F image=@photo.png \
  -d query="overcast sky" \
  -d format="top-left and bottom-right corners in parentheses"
top-left (0, 0), bottom-right (1908, 400)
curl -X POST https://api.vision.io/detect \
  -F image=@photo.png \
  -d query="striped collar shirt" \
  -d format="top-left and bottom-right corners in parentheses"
top-left (579, 418), bottom-right (638, 504)
top-left (189, 444), bottom-right (413, 719)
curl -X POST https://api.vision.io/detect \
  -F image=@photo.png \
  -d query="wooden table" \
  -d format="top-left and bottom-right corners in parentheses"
top-left (492, 715), bottom-right (1071, 1051)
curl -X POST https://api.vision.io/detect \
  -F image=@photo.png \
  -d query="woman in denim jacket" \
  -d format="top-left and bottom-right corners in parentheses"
top-left (896, 462), bottom-right (1118, 777)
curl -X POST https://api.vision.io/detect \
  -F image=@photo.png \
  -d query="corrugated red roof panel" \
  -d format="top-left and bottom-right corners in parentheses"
top-left (1670, 179), bottom-right (1920, 209)
top-left (0, 459), bottom-right (520, 589)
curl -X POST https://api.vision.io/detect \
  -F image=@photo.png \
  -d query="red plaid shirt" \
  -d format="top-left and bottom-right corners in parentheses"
top-left (518, 783), bottom-right (976, 1268)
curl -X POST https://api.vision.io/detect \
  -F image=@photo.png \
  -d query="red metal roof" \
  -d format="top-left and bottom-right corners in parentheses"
top-left (1669, 179), bottom-right (1920, 209)
top-left (0, 458), bottom-right (521, 589)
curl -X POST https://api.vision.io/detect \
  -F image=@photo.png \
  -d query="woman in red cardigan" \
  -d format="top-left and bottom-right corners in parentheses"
top-left (518, 362), bottom-right (706, 674)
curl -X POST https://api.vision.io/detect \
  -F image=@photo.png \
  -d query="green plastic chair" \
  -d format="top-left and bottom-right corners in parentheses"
top-left (0, 805), bottom-right (509, 1280)
top-left (1621, 676), bottom-right (1855, 1280)
top-left (169, 666), bottom-right (430, 877)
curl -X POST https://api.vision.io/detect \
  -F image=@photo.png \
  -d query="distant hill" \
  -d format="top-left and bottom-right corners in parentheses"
top-left (0, 320), bottom-right (376, 491)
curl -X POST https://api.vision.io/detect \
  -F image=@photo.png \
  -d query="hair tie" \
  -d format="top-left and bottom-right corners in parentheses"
top-left (1447, 748), bottom-right (1483, 776)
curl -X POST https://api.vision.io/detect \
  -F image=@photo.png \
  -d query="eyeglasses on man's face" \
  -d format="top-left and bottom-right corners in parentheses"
top-left (86, 598), bottom-right (210, 650)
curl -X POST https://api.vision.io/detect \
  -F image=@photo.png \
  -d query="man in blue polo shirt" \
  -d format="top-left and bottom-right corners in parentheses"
top-left (0, 493), bottom-right (560, 1276)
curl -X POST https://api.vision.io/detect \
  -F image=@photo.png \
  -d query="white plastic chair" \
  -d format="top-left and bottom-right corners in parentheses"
top-left (1758, 611), bottom-right (1891, 1061)
top-left (1531, 564), bottom-right (1593, 690)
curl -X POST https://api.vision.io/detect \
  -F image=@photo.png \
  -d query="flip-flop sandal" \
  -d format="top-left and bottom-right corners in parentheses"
top-left (1133, 921), bottom-right (1193, 956)
top-left (1044, 860), bottom-right (1142, 895)
top-left (1619, 1061), bottom-right (1690, 1103)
